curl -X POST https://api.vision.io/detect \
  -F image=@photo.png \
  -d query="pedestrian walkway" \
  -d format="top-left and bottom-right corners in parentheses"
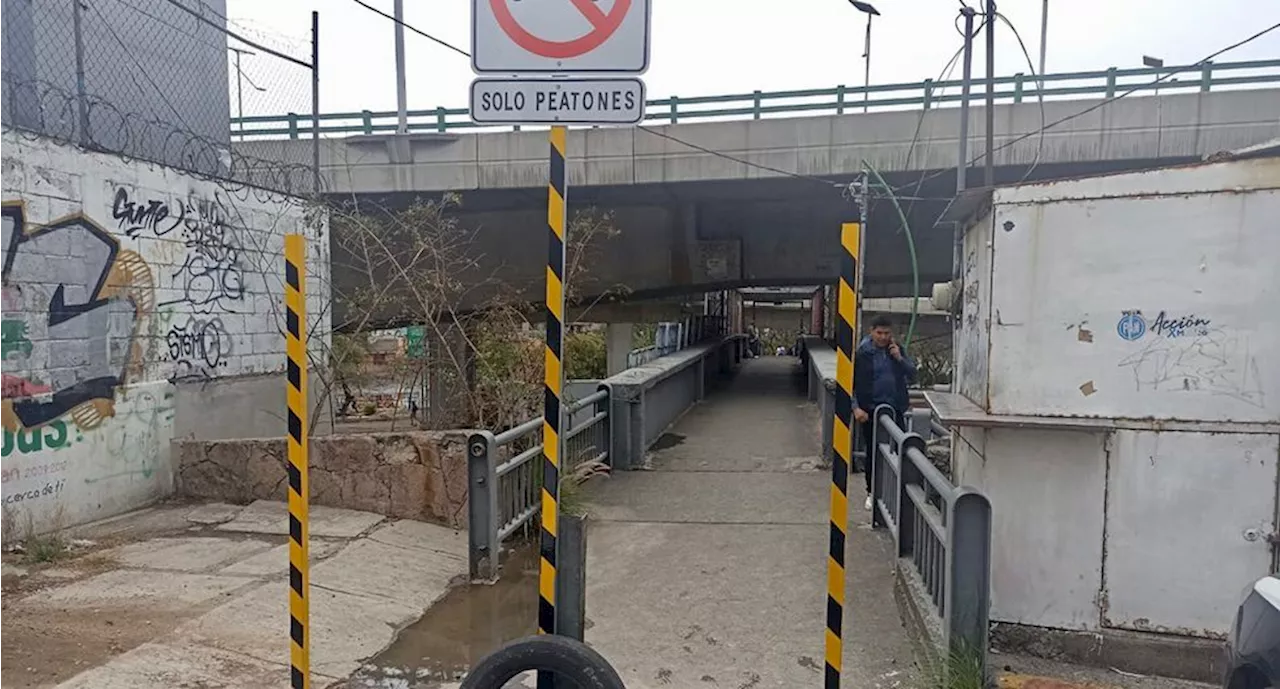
top-left (583, 356), bottom-right (918, 689)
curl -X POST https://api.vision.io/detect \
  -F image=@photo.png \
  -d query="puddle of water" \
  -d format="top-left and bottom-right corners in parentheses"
top-left (348, 546), bottom-right (539, 688)
top-left (650, 432), bottom-right (686, 452)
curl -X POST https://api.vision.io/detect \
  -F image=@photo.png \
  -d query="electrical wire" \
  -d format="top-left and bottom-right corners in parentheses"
top-left (904, 20), bottom-right (1280, 195)
top-left (88, 0), bottom-right (199, 133)
top-left (994, 11), bottom-right (1047, 183)
top-left (634, 127), bottom-right (848, 192)
top-left (347, 0), bottom-right (472, 58)
top-left (162, 0), bottom-right (312, 68)
top-left (862, 162), bottom-right (920, 348)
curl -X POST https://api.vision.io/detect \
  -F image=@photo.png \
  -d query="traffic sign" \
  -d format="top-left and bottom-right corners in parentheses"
top-left (471, 78), bottom-right (645, 124)
top-left (472, 0), bottom-right (651, 75)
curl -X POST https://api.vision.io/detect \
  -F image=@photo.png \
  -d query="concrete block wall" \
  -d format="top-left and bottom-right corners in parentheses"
top-left (1, 131), bottom-right (330, 536)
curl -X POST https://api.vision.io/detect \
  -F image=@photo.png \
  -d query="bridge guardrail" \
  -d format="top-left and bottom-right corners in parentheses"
top-left (230, 59), bottom-right (1280, 139)
top-left (468, 332), bottom-right (746, 580)
top-left (799, 336), bottom-right (991, 672)
top-left (871, 405), bottom-right (991, 675)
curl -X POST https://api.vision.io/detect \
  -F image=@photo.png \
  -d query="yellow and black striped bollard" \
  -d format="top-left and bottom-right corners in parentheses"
top-left (538, 125), bottom-right (569, 687)
top-left (825, 222), bottom-right (860, 689)
top-left (284, 234), bottom-right (311, 689)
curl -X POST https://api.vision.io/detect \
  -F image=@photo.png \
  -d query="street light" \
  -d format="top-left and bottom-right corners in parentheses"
top-left (1143, 55), bottom-right (1164, 95)
top-left (228, 47), bottom-right (267, 140)
top-left (847, 0), bottom-right (880, 113)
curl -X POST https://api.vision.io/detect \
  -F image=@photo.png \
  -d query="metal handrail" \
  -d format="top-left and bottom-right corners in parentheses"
top-left (869, 404), bottom-right (991, 675)
top-left (231, 59), bottom-right (1280, 139)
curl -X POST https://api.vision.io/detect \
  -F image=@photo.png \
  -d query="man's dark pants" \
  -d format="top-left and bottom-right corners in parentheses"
top-left (858, 407), bottom-right (904, 495)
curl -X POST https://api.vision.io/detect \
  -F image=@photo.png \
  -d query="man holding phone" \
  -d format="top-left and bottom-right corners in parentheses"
top-left (852, 315), bottom-right (917, 510)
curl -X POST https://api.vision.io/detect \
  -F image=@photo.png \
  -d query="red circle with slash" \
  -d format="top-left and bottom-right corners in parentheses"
top-left (490, 0), bottom-right (632, 59)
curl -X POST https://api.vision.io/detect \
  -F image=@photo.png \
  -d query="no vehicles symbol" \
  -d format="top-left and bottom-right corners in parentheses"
top-left (491, 0), bottom-right (631, 59)
top-left (472, 0), bottom-right (650, 74)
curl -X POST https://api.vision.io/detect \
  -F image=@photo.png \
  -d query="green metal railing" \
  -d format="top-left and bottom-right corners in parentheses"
top-left (230, 59), bottom-right (1280, 139)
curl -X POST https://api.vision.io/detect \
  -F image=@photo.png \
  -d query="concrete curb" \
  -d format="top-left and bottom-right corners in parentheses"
top-left (990, 623), bottom-right (1226, 684)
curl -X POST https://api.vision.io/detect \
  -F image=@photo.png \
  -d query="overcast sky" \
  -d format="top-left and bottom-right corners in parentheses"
top-left (222, 0), bottom-right (1280, 118)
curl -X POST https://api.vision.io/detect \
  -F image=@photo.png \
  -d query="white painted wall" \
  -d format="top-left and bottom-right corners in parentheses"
top-left (955, 427), bottom-right (1109, 630)
top-left (950, 157), bottom-right (1280, 640)
top-left (1, 132), bottom-right (330, 536)
top-left (981, 158), bottom-right (1280, 423)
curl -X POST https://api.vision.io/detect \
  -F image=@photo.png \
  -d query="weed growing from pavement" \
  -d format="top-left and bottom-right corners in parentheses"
top-left (920, 643), bottom-right (988, 689)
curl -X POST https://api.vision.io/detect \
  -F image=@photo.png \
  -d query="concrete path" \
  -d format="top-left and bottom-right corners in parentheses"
top-left (584, 356), bottom-right (918, 689)
top-left (1, 500), bottom-right (466, 689)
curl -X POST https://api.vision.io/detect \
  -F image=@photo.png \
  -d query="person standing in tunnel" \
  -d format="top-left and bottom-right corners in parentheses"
top-left (852, 314), bottom-right (917, 510)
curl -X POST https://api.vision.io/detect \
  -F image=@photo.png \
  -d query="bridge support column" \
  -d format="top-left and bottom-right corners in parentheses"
top-left (606, 322), bottom-right (633, 376)
top-left (424, 321), bottom-right (473, 429)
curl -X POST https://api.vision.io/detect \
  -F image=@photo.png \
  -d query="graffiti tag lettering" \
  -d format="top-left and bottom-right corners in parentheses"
top-left (112, 187), bottom-right (179, 239)
top-left (156, 194), bottom-right (244, 314)
top-left (166, 316), bottom-right (231, 377)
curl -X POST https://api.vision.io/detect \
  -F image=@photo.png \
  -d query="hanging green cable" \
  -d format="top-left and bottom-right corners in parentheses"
top-left (861, 161), bottom-right (920, 349)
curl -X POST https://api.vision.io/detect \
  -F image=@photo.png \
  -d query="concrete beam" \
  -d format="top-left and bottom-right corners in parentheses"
top-left (238, 90), bottom-right (1280, 195)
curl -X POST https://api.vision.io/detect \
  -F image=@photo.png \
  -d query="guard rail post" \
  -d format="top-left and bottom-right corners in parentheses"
top-left (946, 490), bottom-right (992, 669)
top-left (871, 404), bottom-right (896, 529)
top-left (556, 513), bottom-right (588, 641)
top-left (467, 431), bottom-right (500, 581)
top-left (896, 430), bottom-right (928, 558)
top-left (820, 378), bottom-right (835, 466)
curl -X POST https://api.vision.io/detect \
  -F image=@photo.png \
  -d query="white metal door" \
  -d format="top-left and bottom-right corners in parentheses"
top-left (1102, 429), bottom-right (1279, 638)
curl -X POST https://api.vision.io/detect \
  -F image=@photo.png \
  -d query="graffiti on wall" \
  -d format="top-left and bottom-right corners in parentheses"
top-left (1116, 312), bottom-right (1265, 408)
top-left (1, 201), bottom-right (156, 440)
top-left (111, 187), bottom-right (246, 314)
top-left (166, 315), bottom-right (232, 379)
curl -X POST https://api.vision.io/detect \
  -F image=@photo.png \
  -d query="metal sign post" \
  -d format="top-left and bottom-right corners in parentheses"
top-left (468, 2), bottom-right (650, 687)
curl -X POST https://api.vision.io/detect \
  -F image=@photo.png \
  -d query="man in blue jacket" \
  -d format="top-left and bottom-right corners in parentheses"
top-left (852, 315), bottom-right (916, 509)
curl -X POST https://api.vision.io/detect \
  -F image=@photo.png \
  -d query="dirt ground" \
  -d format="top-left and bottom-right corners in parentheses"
top-left (1, 503), bottom-right (211, 688)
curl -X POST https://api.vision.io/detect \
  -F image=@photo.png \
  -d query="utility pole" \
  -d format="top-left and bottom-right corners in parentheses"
top-left (70, 0), bottom-right (89, 145)
top-left (952, 5), bottom-right (977, 394)
top-left (955, 7), bottom-right (976, 200)
top-left (394, 0), bottom-right (408, 134)
top-left (1038, 0), bottom-right (1048, 79)
top-left (984, 0), bottom-right (996, 189)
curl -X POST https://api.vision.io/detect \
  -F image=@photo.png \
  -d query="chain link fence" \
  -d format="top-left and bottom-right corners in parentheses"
top-left (1, 0), bottom-right (319, 197)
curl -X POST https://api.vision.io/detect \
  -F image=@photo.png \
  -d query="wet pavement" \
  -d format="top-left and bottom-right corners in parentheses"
top-left (345, 547), bottom-right (540, 688)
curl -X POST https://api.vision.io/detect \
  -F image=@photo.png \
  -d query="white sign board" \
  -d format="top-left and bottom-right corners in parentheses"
top-left (471, 0), bottom-right (651, 74)
top-left (471, 78), bottom-right (645, 124)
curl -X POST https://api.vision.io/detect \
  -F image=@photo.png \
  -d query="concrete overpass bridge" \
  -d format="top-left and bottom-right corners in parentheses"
top-left (233, 61), bottom-right (1280, 326)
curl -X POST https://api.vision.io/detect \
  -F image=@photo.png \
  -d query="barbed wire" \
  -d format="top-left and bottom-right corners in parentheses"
top-left (1, 73), bottom-right (322, 200)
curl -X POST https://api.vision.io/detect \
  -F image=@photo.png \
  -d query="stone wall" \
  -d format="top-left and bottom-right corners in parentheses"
top-left (1, 131), bottom-right (330, 535)
top-left (173, 432), bottom-right (469, 528)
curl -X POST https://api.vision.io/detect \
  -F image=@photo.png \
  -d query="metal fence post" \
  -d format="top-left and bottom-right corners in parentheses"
top-left (752, 90), bottom-right (762, 119)
top-left (1012, 72), bottom-right (1024, 103)
top-left (1200, 61), bottom-right (1213, 92)
top-left (946, 490), bottom-right (992, 674)
top-left (820, 381), bottom-right (835, 466)
top-left (836, 84), bottom-right (846, 114)
top-left (897, 431), bottom-right (927, 558)
top-left (669, 96), bottom-right (679, 124)
top-left (871, 405), bottom-right (895, 529)
top-left (468, 431), bottom-right (500, 581)
top-left (555, 514), bottom-right (588, 641)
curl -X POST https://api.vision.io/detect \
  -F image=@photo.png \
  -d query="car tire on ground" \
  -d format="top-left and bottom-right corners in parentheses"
top-left (460, 634), bottom-right (626, 689)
